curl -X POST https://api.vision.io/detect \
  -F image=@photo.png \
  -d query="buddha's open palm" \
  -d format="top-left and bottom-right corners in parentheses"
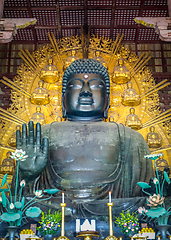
top-left (16, 121), bottom-right (49, 182)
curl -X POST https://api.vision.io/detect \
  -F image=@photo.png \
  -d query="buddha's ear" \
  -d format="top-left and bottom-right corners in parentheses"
top-left (62, 94), bottom-right (67, 118)
top-left (103, 95), bottom-right (110, 119)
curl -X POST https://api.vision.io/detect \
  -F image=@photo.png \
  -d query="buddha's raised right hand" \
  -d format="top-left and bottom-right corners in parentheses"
top-left (16, 121), bottom-right (49, 182)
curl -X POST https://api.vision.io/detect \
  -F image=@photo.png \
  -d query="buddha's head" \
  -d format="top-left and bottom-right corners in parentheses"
top-left (62, 59), bottom-right (110, 121)
top-left (36, 106), bottom-right (41, 113)
top-left (130, 107), bottom-right (135, 114)
top-left (38, 81), bottom-right (44, 88)
top-left (71, 49), bottom-right (76, 56)
top-left (127, 82), bottom-right (132, 89)
top-left (150, 126), bottom-right (155, 132)
top-left (6, 151), bottom-right (11, 159)
top-left (118, 58), bottom-right (124, 66)
top-left (95, 50), bottom-right (100, 57)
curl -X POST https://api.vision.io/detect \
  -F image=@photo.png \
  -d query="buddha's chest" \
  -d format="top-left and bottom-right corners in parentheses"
top-left (46, 122), bottom-right (119, 166)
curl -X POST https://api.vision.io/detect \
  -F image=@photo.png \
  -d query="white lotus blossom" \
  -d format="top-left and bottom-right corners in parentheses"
top-left (11, 149), bottom-right (28, 161)
top-left (20, 179), bottom-right (26, 187)
top-left (35, 190), bottom-right (43, 198)
top-left (153, 178), bottom-right (159, 184)
top-left (0, 197), bottom-right (2, 202)
top-left (10, 203), bottom-right (14, 209)
top-left (138, 206), bottom-right (148, 214)
top-left (144, 153), bottom-right (163, 160)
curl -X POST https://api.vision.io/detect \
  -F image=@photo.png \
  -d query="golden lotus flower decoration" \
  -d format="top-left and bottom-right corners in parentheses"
top-left (147, 194), bottom-right (165, 207)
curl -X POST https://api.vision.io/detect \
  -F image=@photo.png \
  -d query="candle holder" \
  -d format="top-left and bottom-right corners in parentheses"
top-left (104, 202), bottom-right (117, 240)
top-left (57, 203), bottom-right (69, 240)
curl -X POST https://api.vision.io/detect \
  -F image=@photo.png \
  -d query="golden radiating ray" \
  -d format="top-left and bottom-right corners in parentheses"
top-left (143, 108), bottom-right (171, 126)
top-left (130, 54), bottom-right (152, 77)
top-left (141, 83), bottom-right (170, 99)
top-left (140, 79), bottom-right (168, 98)
top-left (107, 34), bottom-right (122, 65)
top-left (151, 145), bottom-right (171, 154)
top-left (113, 34), bottom-right (124, 56)
top-left (0, 144), bottom-right (15, 151)
top-left (18, 52), bottom-right (41, 76)
top-left (0, 114), bottom-right (24, 125)
top-left (141, 115), bottom-right (171, 130)
top-left (0, 107), bottom-right (26, 124)
top-left (20, 49), bottom-right (38, 70)
top-left (50, 32), bottom-right (64, 66)
top-left (129, 52), bottom-right (146, 72)
top-left (0, 77), bottom-right (31, 98)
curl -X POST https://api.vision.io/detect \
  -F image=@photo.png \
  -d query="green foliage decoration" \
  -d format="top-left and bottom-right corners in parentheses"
top-left (115, 210), bottom-right (140, 235)
top-left (37, 209), bottom-right (62, 235)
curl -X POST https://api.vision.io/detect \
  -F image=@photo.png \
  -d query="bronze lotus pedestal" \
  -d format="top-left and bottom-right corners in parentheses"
top-left (76, 231), bottom-right (99, 240)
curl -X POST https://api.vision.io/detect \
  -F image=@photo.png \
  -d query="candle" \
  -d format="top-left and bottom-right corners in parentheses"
top-left (109, 191), bottom-right (112, 203)
top-left (76, 219), bottom-right (80, 232)
top-left (62, 192), bottom-right (64, 203)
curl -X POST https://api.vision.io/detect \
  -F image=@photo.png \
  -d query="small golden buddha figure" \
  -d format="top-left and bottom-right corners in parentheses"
top-left (63, 49), bottom-right (79, 71)
top-left (40, 58), bottom-right (59, 83)
top-left (92, 50), bottom-right (107, 69)
top-left (30, 106), bottom-right (45, 125)
top-left (109, 116), bottom-right (114, 122)
top-left (156, 155), bottom-right (169, 172)
top-left (147, 126), bottom-right (162, 148)
top-left (121, 82), bottom-right (141, 106)
top-left (30, 81), bottom-right (50, 105)
top-left (0, 151), bottom-right (15, 175)
top-left (112, 58), bottom-right (131, 84)
top-left (125, 107), bottom-right (142, 130)
top-left (8, 125), bottom-right (21, 147)
top-left (55, 116), bottom-right (62, 122)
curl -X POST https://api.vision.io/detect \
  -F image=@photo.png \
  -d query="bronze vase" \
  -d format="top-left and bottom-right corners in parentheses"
top-left (5, 226), bottom-right (19, 240)
top-left (43, 234), bottom-right (54, 240)
top-left (155, 224), bottom-right (171, 240)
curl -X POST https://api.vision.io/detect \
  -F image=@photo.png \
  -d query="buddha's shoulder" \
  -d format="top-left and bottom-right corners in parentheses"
top-left (41, 120), bottom-right (142, 135)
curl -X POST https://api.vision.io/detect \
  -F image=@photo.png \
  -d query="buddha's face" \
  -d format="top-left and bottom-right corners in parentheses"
top-left (63, 73), bottom-right (108, 120)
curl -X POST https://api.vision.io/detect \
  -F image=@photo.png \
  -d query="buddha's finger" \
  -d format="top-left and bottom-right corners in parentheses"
top-left (22, 123), bottom-right (27, 148)
top-left (36, 122), bottom-right (41, 150)
top-left (42, 137), bottom-right (49, 158)
top-left (16, 128), bottom-right (22, 149)
top-left (28, 121), bottom-right (34, 145)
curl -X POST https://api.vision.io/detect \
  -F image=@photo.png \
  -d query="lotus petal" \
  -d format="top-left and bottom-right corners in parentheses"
top-left (14, 202), bottom-right (22, 209)
top-left (163, 171), bottom-right (170, 184)
top-left (1, 174), bottom-right (7, 187)
top-left (25, 206), bottom-right (41, 218)
top-left (44, 189), bottom-right (59, 194)
top-left (0, 189), bottom-right (9, 192)
top-left (0, 212), bottom-right (20, 222)
top-left (137, 182), bottom-right (151, 189)
top-left (1, 191), bottom-right (6, 207)
top-left (146, 207), bottom-right (166, 218)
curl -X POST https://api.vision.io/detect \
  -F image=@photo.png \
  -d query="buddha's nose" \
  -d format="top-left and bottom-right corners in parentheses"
top-left (79, 83), bottom-right (92, 97)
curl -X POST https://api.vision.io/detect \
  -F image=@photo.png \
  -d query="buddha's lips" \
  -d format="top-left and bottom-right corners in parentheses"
top-left (78, 97), bottom-right (93, 105)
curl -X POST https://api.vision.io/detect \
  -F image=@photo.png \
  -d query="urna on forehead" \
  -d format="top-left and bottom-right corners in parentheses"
top-left (62, 58), bottom-right (110, 94)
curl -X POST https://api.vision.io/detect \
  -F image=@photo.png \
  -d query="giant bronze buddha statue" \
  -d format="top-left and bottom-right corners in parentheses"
top-left (16, 59), bottom-right (154, 218)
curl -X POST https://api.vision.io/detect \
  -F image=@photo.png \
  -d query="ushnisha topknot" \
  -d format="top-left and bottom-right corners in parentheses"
top-left (62, 58), bottom-right (110, 94)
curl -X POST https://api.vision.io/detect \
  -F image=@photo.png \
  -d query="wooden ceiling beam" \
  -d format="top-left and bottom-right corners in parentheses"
top-left (4, 5), bottom-right (168, 11)
top-left (34, 25), bottom-right (140, 29)
top-left (26, 0), bottom-right (37, 47)
top-left (56, 0), bottom-right (62, 38)
top-left (135, 0), bottom-right (145, 51)
top-left (110, 0), bottom-right (116, 39)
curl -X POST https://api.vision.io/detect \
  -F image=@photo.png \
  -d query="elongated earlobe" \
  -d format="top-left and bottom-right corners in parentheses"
top-left (103, 95), bottom-right (110, 119)
top-left (62, 95), bottom-right (67, 118)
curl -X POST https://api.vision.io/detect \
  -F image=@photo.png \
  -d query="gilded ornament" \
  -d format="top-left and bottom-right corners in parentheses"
top-left (112, 58), bottom-right (130, 84)
top-left (125, 107), bottom-right (142, 130)
top-left (121, 82), bottom-right (141, 106)
top-left (147, 126), bottom-right (162, 148)
top-left (40, 58), bottom-right (59, 83)
top-left (30, 81), bottom-right (50, 105)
